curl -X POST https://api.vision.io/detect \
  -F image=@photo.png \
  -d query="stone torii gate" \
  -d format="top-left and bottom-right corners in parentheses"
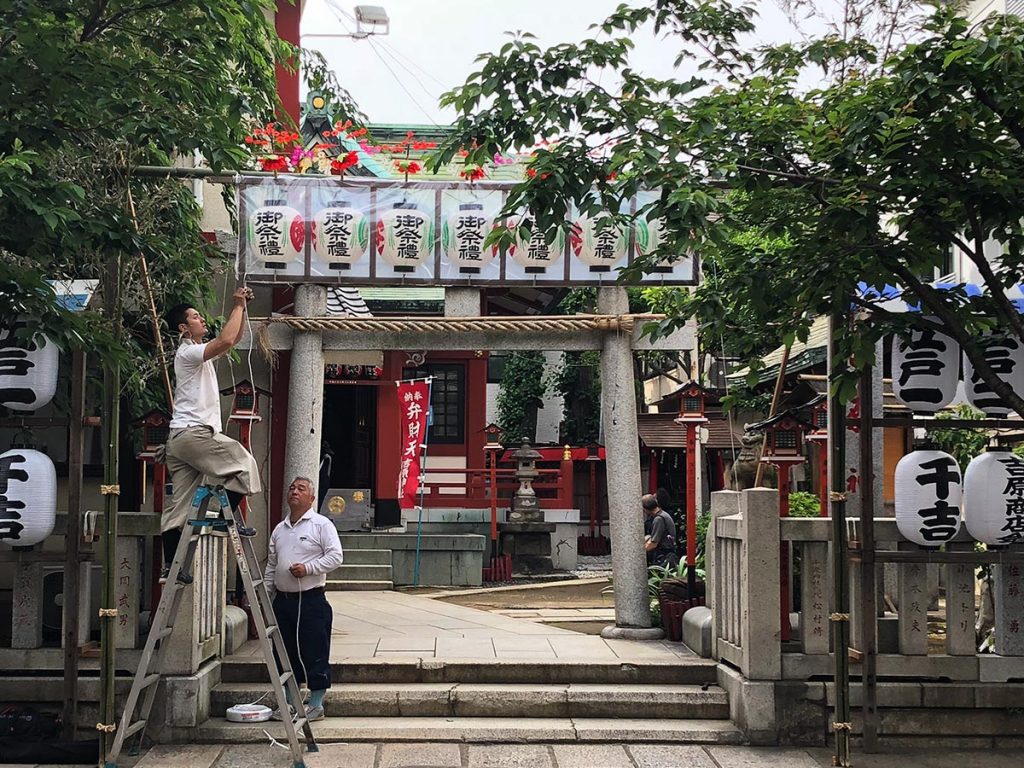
top-left (243, 285), bottom-right (695, 637)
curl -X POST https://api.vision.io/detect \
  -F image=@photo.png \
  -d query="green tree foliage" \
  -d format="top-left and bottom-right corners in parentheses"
top-left (0, 1), bottom-right (359, 412)
top-left (926, 404), bottom-right (989, 469)
top-left (496, 351), bottom-right (547, 443)
top-left (433, 4), bottom-right (1024, 416)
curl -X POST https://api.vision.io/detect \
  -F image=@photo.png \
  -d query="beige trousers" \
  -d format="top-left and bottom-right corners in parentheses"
top-left (162, 425), bottom-right (262, 532)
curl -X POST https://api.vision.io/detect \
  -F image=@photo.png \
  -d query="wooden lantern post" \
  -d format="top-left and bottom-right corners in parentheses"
top-left (673, 382), bottom-right (708, 596)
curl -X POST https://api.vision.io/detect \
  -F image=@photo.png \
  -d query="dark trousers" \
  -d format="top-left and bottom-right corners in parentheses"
top-left (272, 590), bottom-right (333, 691)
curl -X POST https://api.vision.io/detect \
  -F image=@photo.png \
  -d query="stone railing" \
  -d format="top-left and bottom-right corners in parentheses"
top-left (707, 489), bottom-right (1024, 684)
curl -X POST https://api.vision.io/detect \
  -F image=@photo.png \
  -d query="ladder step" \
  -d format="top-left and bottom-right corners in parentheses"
top-left (140, 673), bottom-right (161, 689)
top-left (279, 671), bottom-right (293, 685)
top-left (154, 626), bottom-right (174, 641)
top-left (123, 719), bottom-right (147, 739)
top-left (250, 578), bottom-right (264, 588)
top-left (266, 625), bottom-right (278, 637)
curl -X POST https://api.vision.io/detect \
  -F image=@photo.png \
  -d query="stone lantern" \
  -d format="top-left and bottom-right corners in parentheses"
top-left (509, 438), bottom-right (542, 523)
top-left (499, 437), bottom-right (555, 574)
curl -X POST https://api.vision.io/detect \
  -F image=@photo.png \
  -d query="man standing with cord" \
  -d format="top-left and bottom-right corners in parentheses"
top-left (161, 287), bottom-right (261, 584)
top-left (265, 476), bottom-right (344, 722)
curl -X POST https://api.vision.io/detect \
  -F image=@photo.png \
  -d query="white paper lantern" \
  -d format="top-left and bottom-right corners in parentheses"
top-left (0, 322), bottom-right (58, 412)
top-left (511, 224), bottom-right (565, 274)
top-left (377, 202), bottom-right (433, 272)
top-left (635, 215), bottom-right (676, 273)
top-left (571, 214), bottom-right (628, 272)
top-left (0, 448), bottom-right (57, 548)
top-left (963, 333), bottom-right (1024, 417)
top-left (891, 325), bottom-right (959, 413)
top-left (247, 197), bottom-right (304, 270)
top-left (312, 199), bottom-right (368, 271)
top-left (895, 449), bottom-right (963, 546)
top-left (964, 449), bottom-right (1024, 546)
top-left (442, 203), bottom-right (496, 273)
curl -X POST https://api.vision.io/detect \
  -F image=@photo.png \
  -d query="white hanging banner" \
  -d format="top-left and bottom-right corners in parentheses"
top-left (894, 449), bottom-right (963, 546)
top-left (235, 176), bottom-right (698, 287)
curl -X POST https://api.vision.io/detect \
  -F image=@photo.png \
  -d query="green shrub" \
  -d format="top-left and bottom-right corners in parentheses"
top-left (788, 491), bottom-right (821, 518)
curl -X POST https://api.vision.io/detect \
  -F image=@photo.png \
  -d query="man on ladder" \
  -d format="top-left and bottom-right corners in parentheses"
top-left (161, 287), bottom-right (260, 583)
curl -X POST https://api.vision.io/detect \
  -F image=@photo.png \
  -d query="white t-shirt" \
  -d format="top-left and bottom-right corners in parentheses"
top-left (169, 341), bottom-right (222, 432)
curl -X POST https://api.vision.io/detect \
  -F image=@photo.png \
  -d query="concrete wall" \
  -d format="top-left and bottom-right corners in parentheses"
top-left (340, 532), bottom-right (486, 587)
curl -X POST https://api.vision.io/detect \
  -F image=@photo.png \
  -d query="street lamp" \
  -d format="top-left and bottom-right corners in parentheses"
top-left (305, 4), bottom-right (390, 40)
top-left (481, 423), bottom-right (504, 575)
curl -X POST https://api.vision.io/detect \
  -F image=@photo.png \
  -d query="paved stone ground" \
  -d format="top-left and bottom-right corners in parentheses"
top-left (17, 743), bottom-right (1022, 768)
top-left (228, 590), bottom-right (688, 663)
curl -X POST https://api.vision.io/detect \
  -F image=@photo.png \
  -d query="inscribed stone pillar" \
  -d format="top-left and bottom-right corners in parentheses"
top-left (11, 560), bottom-right (44, 649)
top-left (994, 563), bottom-right (1024, 656)
top-left (283, 284), bottom-right (327, 502)
top-left (114, 535), bottom-right (141, 649)
top-left (740, 488), bottom-right (782, 679)
top-left (596, 287), bottom-right (656, 636)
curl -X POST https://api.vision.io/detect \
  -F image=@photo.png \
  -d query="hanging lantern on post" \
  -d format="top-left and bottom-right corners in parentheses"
top-left (377, 202), bottom-right (433, 273)
top-left (0, 322), bottom-right (58, 412)
top-left (963, 448), bottom-right (1024, 546)
top-left (443, 203), bottom-right (496, 274)
top-left (247, 197), bottom-right (304, 270)
top-left (312, 199), bottom-right (368, 271)
top-left (895, 449), bottom-right (962, 546)
top-left (891, 326), bottom-right (959, 413)
top-left (571, 214), bottom-right (628, 273)
top-left (0, 448), bottom-right (57, 548)
top-left (963, 334), bottom-right (1024, 417)
top-left (511, 222), bottom-right (565, 275)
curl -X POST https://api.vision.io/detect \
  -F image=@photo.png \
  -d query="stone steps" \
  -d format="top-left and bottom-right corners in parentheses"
top-left (325, 578), bottom-right (394, 591)
top-left (194, 716), bottom-right (743, 744)
top-left (341, 548), bottom-right (392, 565)
top-left (221, 657), bottom-right (720, 686)
top-left (329, 563), bottom-right (393, 581)
top-left (210, 682), bottom-right (730, 720)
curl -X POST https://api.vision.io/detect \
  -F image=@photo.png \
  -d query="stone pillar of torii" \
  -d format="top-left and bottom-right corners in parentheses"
top-left (243, 286), bottom-right (695, 636)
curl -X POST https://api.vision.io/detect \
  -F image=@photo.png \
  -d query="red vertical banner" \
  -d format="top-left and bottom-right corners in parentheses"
top-left (397, 381), bottom-right (430, 510)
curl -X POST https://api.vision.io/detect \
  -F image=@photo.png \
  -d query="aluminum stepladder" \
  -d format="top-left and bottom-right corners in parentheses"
top-left (105, 484), bottom-right (318, 768)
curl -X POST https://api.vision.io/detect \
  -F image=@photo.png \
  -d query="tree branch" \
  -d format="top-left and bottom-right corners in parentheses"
top-left (963, 206), bottom-right (1024, 343)
top-left (81, 0), bottom-right (184, 42)
top-left (972, 83), bottom-right (1024, 149)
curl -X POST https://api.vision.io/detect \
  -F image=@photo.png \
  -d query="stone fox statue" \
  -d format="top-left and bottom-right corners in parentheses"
top-left (727, 430), bottom-right (769, 490)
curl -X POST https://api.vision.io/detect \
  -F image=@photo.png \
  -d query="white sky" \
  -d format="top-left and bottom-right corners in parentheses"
top-left (300, 0), bottom-right (817, 125)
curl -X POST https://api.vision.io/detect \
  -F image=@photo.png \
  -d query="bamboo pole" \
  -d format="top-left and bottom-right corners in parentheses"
top-left (828, 314), bottom-right (852, 768)
top-left (859, 362), bottom-right (879, 751)
top-left (754, 342), bottom-right (791, 486)
top-left (99, 253), bottom-right (123, 763)
top-left (126, 189), bottom-right (174, 411)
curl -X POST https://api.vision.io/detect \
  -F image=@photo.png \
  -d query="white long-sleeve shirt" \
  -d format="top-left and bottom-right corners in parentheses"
top-left (264, 507), bottom-right (344, 595)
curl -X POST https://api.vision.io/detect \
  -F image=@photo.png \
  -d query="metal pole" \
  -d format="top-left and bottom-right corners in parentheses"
top-left (829, 314), bottom-right (852, 768)
top-left (100, 253), bottom-right (123, 763)
top-left (62, 350), bottom-right (86, 739)
top-left (859, 363), bottom-right (879, 751)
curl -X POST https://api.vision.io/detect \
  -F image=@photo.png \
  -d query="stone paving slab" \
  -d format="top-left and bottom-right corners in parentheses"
top-left (466, 744), bottom-right (554, 767)
top-left (707, 746), bottom-right (821, 767)
top-left (305, 743), bottom-right (378, 767)
top-left (380, 742), bottom-right (463, 767)
top-left (133, 745), bottom-right (224, 768)
top-left (627, 744), bottom-right (718, 768)
top-left (551, 743), bottom-right (632, 767)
